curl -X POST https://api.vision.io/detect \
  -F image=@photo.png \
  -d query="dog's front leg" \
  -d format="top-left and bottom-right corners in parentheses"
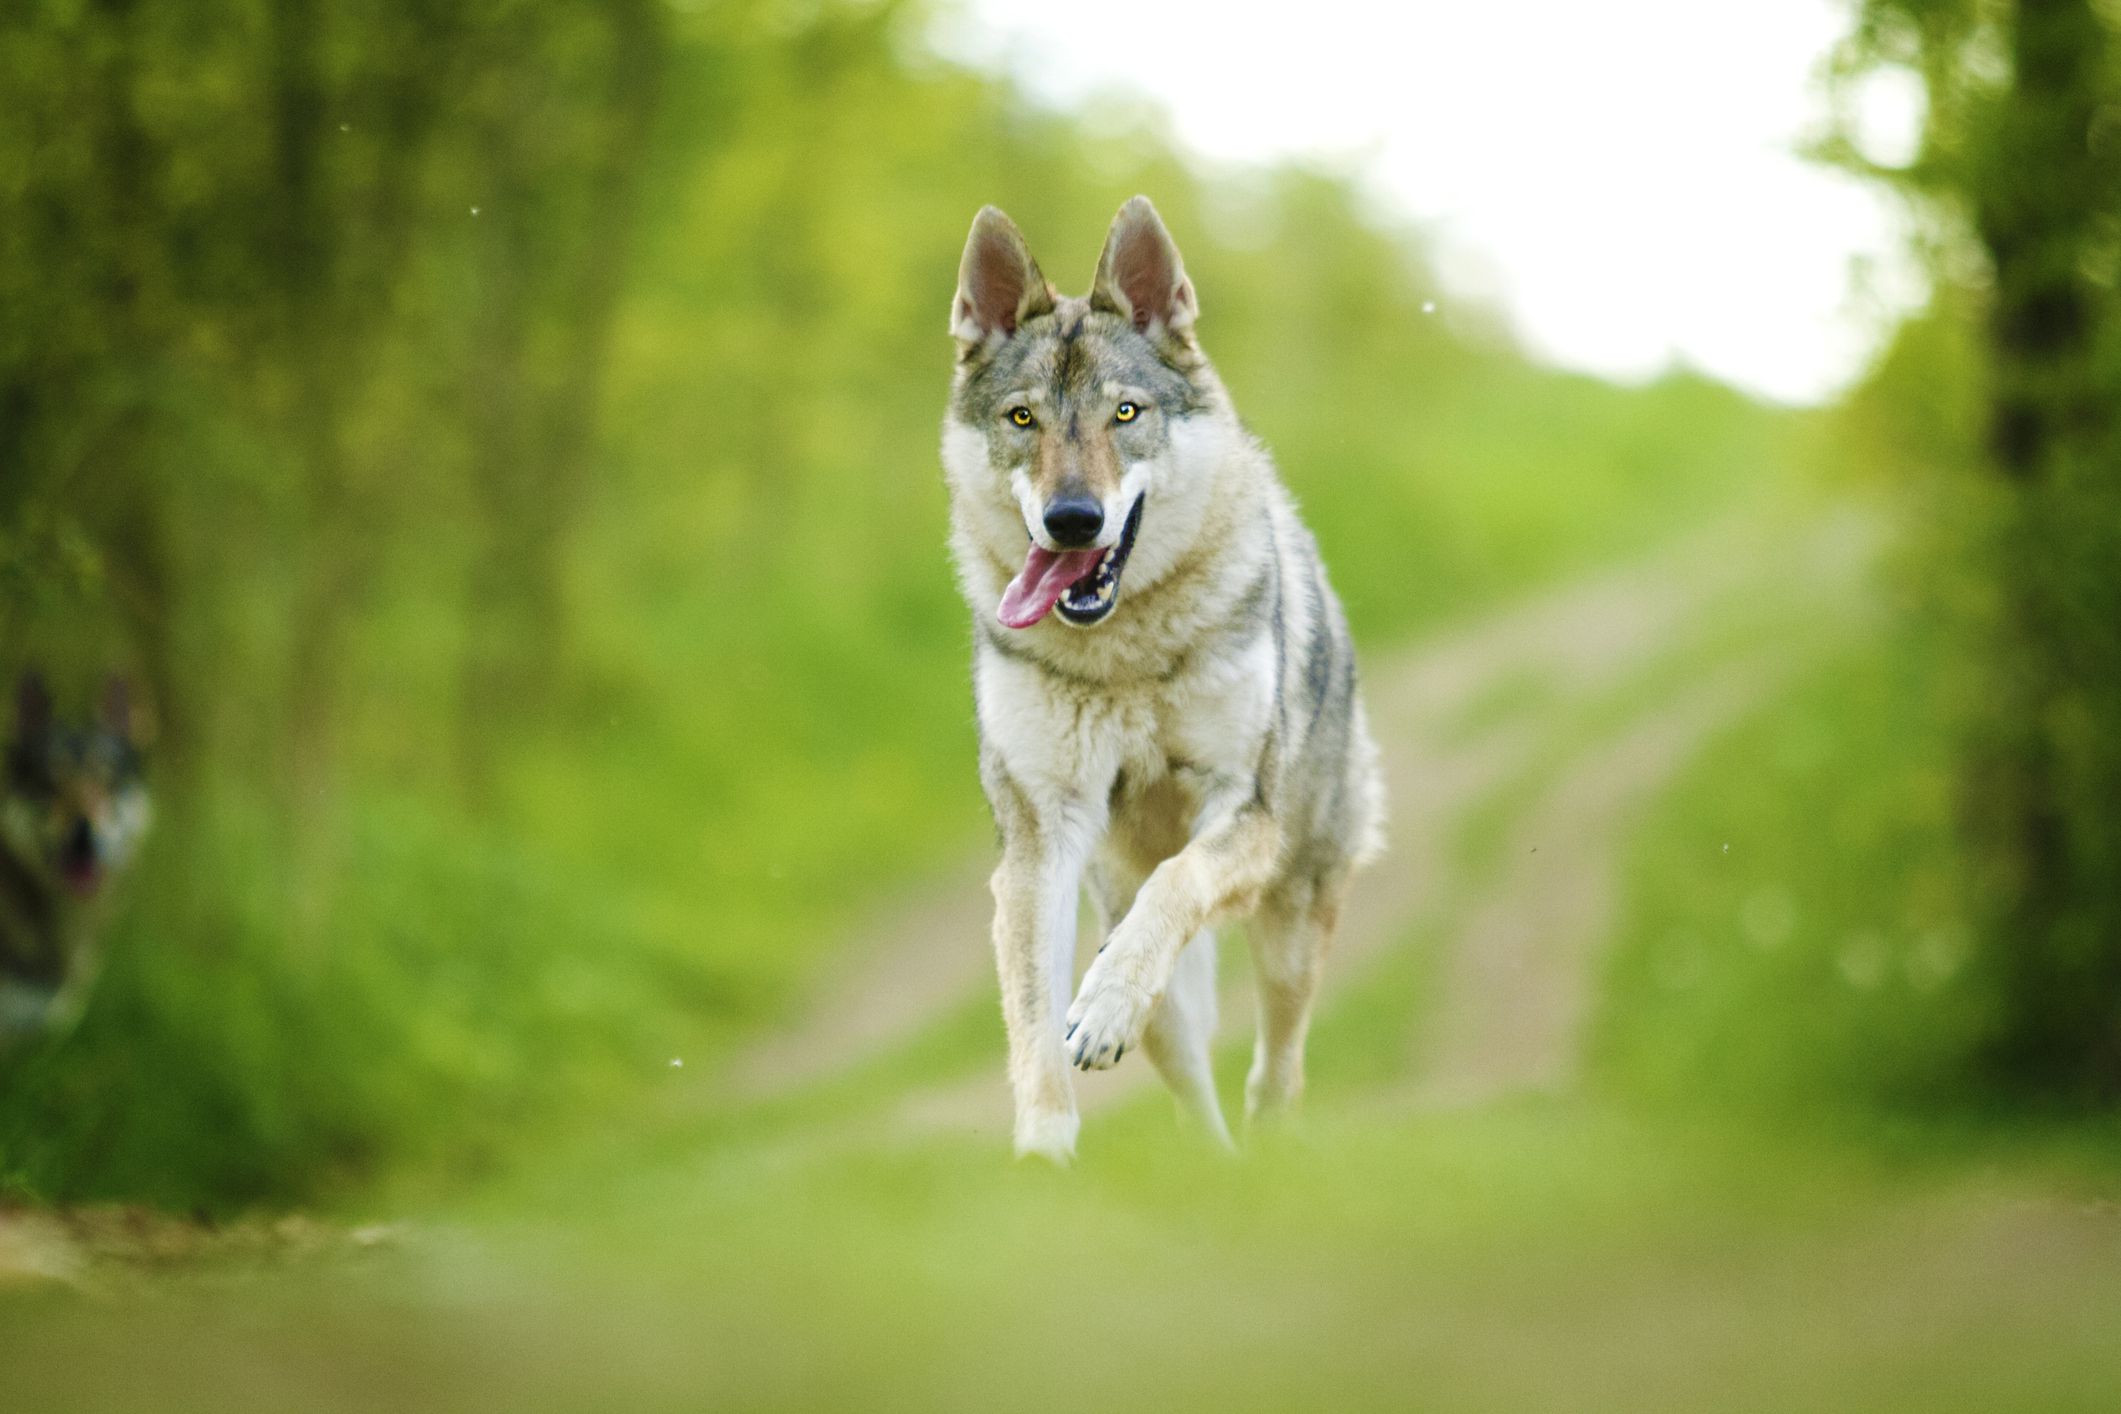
top-left (1066, 799), bottom-right (1279, 1071)
top-left (990, 796), bottom-right (1101, 1163)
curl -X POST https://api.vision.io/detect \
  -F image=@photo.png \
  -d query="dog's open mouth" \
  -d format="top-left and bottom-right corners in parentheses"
top-left (997, 496), bottom-right (1144, 630)
top-left (58, 822), bottom-right (102, 898)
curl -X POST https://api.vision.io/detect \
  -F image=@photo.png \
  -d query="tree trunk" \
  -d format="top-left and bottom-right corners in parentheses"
top-left (1969, 0), bottom-right (2121, 1092)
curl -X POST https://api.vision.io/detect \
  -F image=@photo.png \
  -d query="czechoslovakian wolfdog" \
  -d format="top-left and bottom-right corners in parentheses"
top-left (942, 196), bottom-right (1385, 1162)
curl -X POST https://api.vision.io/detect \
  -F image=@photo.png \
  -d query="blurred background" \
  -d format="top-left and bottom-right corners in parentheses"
top-left (3, 0), bottom-right (2120, 1405)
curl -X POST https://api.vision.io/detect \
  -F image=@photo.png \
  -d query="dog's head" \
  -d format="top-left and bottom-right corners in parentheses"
top-left (943, 197), bottom-right (1233, 631)
top-left (3, 671), bottom-right (152, 903)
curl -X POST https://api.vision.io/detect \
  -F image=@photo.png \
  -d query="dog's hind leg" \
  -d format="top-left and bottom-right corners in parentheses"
top-left (1142, 929), bottom-right (1233, 1148)
top-left (1244, 870), bottom-right (1344, 1124)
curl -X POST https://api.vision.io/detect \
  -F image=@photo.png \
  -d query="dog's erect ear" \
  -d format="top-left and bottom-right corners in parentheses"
top-left (952, 206), bottom-right (1055, 351)
top-left (14, 670), bottom-right (50, 738)
top-left (1090, 196), bottom-right (1197, 340)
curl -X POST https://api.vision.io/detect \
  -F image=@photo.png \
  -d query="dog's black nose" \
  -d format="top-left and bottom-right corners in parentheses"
top-left (1043, 496), bottom-right (1104, 549)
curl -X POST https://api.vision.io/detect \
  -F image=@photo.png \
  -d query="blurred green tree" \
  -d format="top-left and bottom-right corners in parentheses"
top-left (1829, 0), bottom-right (2121, 1093)
top-left (0, 0), bottom-right (666, 797)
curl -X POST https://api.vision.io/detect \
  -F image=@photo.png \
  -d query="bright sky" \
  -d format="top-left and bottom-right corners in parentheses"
top-left (932, 0), bottom-right (1926, 405)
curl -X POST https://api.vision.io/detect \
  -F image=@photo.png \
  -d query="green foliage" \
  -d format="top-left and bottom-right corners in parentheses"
top-left (1594, 633), bottom-right (1994, 1112)
top-left (1826, 0), bottom-right (2121, 1094)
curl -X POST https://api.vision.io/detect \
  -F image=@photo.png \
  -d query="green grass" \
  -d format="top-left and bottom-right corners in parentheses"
top-left (8, 1104), bottom-right (2121, 1414)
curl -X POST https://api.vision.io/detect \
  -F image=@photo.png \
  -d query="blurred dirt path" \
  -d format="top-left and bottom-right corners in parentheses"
top-left (727, 518), bottom-right (1869, 1125)
top-left (1398, 513), bottom-right (1879, 1107)
top-left (1401, 660), bottom-right (1773, 1107)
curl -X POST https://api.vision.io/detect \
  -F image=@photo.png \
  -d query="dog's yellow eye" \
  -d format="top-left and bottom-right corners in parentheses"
top-left (1114, 402), bottom-right (1139, 423)
top-left (1008, 407), bottom-right (1035, 428)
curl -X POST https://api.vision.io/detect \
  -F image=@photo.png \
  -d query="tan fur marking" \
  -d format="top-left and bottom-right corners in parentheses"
top-left (1030, 422), bottom-right (1124, 503)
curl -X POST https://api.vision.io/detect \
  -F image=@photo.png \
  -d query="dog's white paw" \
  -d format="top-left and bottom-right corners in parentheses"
top-left (1065, 953), bottom-right (1157, 1070)
top-left (1014, 1107), bottom-right (1079, 1165)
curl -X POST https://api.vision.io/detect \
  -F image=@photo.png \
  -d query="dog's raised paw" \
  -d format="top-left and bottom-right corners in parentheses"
top-left (1065, 958), bottom-right (1157, 1071)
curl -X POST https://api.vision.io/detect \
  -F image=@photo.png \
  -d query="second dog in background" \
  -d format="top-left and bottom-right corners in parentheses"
top-left (0, 672), bottom-right (152, 1048)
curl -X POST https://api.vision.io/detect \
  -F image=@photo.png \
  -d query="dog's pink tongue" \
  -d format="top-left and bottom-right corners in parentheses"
top-left (998, 545), bottom-right (1103, 629)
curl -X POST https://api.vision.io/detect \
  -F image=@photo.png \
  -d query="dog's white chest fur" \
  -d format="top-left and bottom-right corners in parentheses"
top-left (973, 627), bottom-right (1276, 811)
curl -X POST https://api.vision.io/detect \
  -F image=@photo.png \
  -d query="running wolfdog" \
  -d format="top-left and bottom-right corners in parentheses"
top-left (942, 196), bottom-right (1385, 1162)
